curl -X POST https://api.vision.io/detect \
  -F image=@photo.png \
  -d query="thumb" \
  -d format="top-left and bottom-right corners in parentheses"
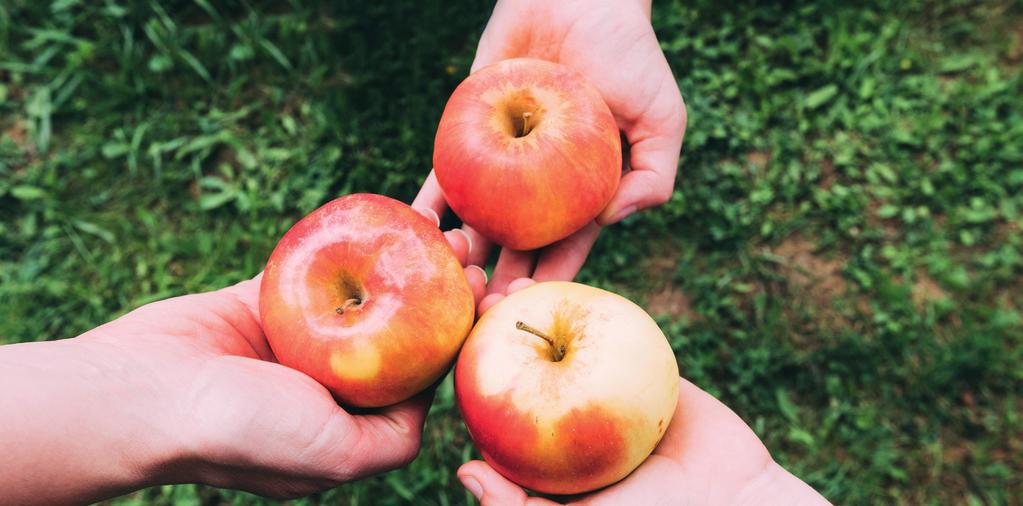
top-left (470, 1), bottom-right (527, 73)
top-left (457, 461), bottom-right (560, 506)
top-left (596, 167), bottom-right (675, 226)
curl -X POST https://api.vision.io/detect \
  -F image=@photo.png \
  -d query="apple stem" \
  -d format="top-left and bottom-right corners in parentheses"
top-left (521, 112), bottom-right (533, 136)
top-left (516, 321), bottom-right (565, 361)
top-left (335, 297), bottom-right (362, 315)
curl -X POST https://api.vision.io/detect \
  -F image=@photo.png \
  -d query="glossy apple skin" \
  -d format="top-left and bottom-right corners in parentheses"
top-left (434, 58), bottom-right (621, 251)
top-left (455, 282), bottom-right (679, 495)
top-left (260, 194), bottom-right (475, 408)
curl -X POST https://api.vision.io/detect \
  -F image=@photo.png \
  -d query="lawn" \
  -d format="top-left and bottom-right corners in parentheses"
top-left (2, 0), bottom-right (1022, 504)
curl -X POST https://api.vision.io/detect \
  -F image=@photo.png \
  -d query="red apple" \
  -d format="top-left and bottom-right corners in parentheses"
top-left (455, 281), bottom-right (679, 495)
top-left (259, 194), bottom-right (475, 408)
top-left (434, 58), bottom-right (621, 251)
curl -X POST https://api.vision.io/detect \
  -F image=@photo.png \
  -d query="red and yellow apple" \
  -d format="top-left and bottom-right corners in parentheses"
top-left (433, 58), bottom-right (621, 251)
top-left (259, 194), bottom-right (475, 408)
top-left (455, 281), bottom-right (679, 495)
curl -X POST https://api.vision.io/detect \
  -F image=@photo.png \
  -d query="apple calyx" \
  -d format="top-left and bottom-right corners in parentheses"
top-left (515, 320), bottom-right (566, 362)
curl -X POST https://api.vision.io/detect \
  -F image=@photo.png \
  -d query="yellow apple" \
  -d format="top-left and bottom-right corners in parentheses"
top-left (455, 281), bottom-right (679, 495)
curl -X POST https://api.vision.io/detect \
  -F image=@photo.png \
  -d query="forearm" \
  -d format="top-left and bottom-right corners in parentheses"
top-left (0, 338), bottom-right (183, 505)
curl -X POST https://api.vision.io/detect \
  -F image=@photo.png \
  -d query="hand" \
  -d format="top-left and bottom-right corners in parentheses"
top-left (455, 279), bottom-right (830, 506)
top-left (417, 0), bottom-right (686, 313)
top-left (0, 220), bottom-right (485, 504)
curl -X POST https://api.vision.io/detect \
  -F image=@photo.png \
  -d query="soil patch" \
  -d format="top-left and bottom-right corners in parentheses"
top-left (772, 234), bottom-right (847, 302)
top-left (641, 252), bottom-right (697, 321)
top-left (912, 271), bottom-right (949, 307)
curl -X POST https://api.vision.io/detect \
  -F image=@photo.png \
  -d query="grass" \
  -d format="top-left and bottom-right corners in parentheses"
top-left (2, 0), bottom-right (1022, 504)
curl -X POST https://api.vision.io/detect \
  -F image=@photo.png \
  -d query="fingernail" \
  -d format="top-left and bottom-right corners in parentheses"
top-left (609, 205), bottom-right (637, 225)
top-left (453, 228), bottom-right (473, 255)
top-left (417, 208), bottom-right (440, 227)
top-left (468, 265), bottom-right (488, 284)
top-left (459, 475), bottom-right (483, 499)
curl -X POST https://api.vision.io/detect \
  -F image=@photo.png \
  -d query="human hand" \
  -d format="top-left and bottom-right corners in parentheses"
top-left (454, 279), bottom-right (830, 506)
top-left (0, 219), bottom-right (485, 504)
top-left (91, 220), bottom-right (486, 498)
top-left (417, 0), bottom-right (686, 313)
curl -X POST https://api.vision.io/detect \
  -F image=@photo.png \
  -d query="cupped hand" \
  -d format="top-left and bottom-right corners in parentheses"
top-left (417, 0), bottom-right (686, 313)
top-left (78, 219), bottom-right (485, 499)
top-left (455, 279), bottom-right (830, 506)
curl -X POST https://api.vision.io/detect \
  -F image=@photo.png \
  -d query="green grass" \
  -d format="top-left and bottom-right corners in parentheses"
top-left (2, 0), bottom-right (1022, 504)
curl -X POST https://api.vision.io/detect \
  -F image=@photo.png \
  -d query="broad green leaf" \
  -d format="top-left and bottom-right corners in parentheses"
top-left (11, 185), bottom-right (47, 200)
top-left (805, 84), bottom-right (838, 109)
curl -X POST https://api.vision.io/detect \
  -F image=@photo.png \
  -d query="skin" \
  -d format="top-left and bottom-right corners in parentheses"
top-left (0, 3), bottom-right (828, 504)
top-left (455, 282), bottom-right (679, 495)
top-left (261, 194), bottom-right (476, 407)
top-left (457, 279), bottom-right (832, 506)
top-left (415, 0), bottom-right (687, 313)
top-left (433, 58), bottom-right (622, 251)
top-left (445, 6), bottom-right (829, 502)
top-left (0, 211), bottom-right (486, 506)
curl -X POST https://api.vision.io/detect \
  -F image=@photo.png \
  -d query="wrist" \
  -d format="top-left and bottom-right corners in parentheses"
top-left (0, 336), bottom-right (192, 504)
top-left (74, 333), bottom-right (199, 487)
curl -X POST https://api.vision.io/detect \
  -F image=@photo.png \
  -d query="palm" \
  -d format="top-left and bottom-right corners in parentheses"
top-left (458, 379), bottom-right (793, 505)
top-left (82, 278), bottom-right (432, 498)
top-left (579, 380), bottom-right (775, 505)
top-left (417, 0), bottom-right (685, 310)
top-left (474, 0), bottom-right (680, 146)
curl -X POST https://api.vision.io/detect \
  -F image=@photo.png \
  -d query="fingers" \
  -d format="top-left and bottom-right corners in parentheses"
top-left (338, 389), bottom-right (434, 481)
top-left (597, 167), bottom-right (674, 226)
top-left (478, 248), bottom-right (535, 314)
top-left (506, 277), bottom-right (536, 294)
top-left (457, 461), bottom-right (561, 506)
top-left (469, 0), bottom-right (520, 73)
top-left (478, 222), bottom-right (599, 315)
top-left (440, 216), bottom-right (486, 307)
top-left (470, 32), bottom-right (505, 74)
top-left (416, 172), bottom-right (492, 268)
top-left (465, 265), bottom-right (488, 307)
top-left (444, 229), bottom-right (472, 265)
top-left (478, 277), bottom-right (534, 316)
top-left (532, 222), bottom-right (602, 282)
top-left (598, 76), bottom-right (686, 226)
top-left (220, 272), bottom-right (263, 317)
top-left (204, 273), bottom-right (275, 361)
top-left (487, 248), bottom-right (536, 295)
top-left (478, 292), bottom-right (505, 316)
top-left (463, 225), bottom-right (494, 266)
top-left (412, 170), bottom-right (448, 220)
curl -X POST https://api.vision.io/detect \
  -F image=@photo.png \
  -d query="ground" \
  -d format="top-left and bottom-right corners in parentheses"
top-left (1, 0), bottom-right (1021, 504)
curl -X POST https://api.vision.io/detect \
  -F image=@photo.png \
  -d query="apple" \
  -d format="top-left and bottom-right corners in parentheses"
top-left (259, 194), bottom-right (475, 408)
top-left (455, 281), bottom-right (679, 495)
top-left (433, 58), bottom-right (622, 251)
